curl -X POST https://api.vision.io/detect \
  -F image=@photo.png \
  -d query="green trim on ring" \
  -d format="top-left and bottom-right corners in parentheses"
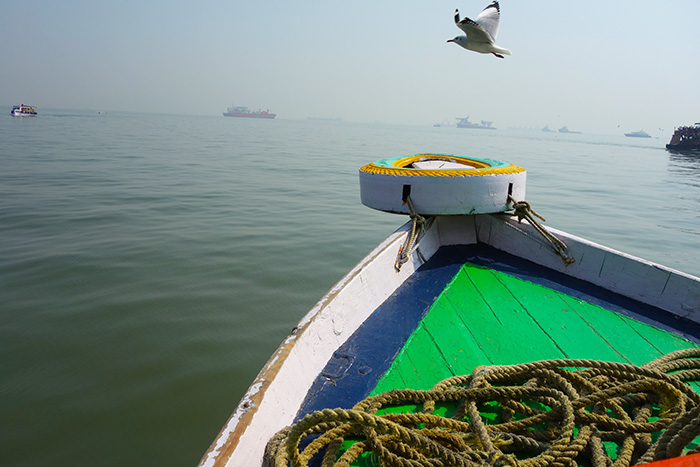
top-left (360, 154), bottom-right (525, 177)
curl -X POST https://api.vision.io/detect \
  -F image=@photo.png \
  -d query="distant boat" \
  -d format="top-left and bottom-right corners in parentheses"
top-left (558, 126), bottom-right (581, 134)
top-left (433, 120), bottom-right (453, 128)
top-left (11, 104), bottom-right (37, 117)
top-left (541, 125), bottom-right (554, 132)
top-left (456, 116), bottom-right (496, 130)
top-left (223, 105), bottom-right (276, 119)
top-left (624, 130), bottom-right (651, 138)
top-left (666, 123), bottom-right (700, 151)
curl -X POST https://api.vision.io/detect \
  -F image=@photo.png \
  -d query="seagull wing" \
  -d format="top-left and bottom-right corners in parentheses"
top-left (474, 1), bottom-right (501, 41)
top-left (456, 16), bottom-right (494, 44)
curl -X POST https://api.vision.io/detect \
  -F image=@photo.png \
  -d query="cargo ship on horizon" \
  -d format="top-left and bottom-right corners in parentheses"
top-left (455, 116), bottom-right (496, 130)
top-left (558, 126), bottom-right (582, 134)
top-left (223, 105), bottom-right (276, 119)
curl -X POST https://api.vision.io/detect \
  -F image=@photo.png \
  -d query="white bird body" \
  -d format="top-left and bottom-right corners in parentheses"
top-left (448, 1), bottom-right (511, 58)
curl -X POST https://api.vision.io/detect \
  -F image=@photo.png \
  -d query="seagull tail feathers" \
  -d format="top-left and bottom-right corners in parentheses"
top-left (494, 46), bottom-right (512, 55)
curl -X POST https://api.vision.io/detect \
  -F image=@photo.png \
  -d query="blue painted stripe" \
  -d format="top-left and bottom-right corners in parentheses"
top-left (295, 247), bottom-right (466, 417)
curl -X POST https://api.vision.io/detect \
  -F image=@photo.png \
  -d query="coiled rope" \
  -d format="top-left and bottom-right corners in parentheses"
top-left (265, 348), bottom-right (700, 467)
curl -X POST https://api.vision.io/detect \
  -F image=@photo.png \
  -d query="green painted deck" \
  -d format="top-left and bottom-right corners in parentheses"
top-left (372, 262), bottom-right (700, 396)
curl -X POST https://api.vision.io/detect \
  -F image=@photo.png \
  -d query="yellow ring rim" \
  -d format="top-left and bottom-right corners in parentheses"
top-left (360, 154), bottom-right (525, 177)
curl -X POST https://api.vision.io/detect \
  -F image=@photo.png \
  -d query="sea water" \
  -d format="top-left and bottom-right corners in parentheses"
top-left (1, 110), bottom-right (699, 467)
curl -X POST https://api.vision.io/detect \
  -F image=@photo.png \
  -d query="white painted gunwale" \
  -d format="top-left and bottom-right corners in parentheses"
top-left (198, 214), bottom-right (700, 467)
top-left (477, 215), bottom-right (700, 320)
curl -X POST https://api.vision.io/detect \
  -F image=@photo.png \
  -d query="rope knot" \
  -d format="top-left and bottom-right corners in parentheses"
top-left (511, 199), bottom-right (545, 223)
top-left (394, 195), bottom-right (434, 271)
top-left (507, 195), bottom-right (574, 265)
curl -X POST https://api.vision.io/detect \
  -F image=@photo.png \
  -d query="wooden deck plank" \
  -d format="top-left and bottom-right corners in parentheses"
top-left (422, 297), bottom-right (493, 374)
top-left (558, 293), bottom-right (666, 364)
top-left (388, 354), bottom-right (423, 390)
top-left (443, 265), bottom-right (566, 364)
top-left (500, 270), bottom-right (700, 365)
top-left (618, 313), bottom-right (700, 357)
top-left (402, 325), bottom-right (455, 389)
top-left (371, 365), bottom-right (406, 394)
top-left (497, 272), bottom-right (638, 362)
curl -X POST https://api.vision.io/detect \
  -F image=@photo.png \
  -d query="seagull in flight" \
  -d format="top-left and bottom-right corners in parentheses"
top-left (447, 1), bottom-right (511, 58)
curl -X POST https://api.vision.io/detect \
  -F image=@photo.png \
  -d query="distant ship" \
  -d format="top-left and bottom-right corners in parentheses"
top-left (624, 130), bottom-right (651, 138)
top-left (456, 116), bottom-right (496, 130)
top-left (223, 106), bottom-right (276, 119)
top-left (558, 126), bottom-right (581, 134)
top-left (666, 123), bottom-right (700, 151)
top-left (11, 104), bottom-right (37, 117)
top-left (541, 125), bottom-right (554, 132)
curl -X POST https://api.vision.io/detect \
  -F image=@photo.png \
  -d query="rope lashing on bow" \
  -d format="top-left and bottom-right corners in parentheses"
top-left (507, 195), bottom-right (575, 265)
top-left (394, 195), bottom-right (434, 272)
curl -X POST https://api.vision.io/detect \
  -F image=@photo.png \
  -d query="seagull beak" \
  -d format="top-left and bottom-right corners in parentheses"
top-left (447, 39), bottom-right (454, 43)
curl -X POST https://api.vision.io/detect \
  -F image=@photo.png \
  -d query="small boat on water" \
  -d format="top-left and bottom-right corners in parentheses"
top-left (223, 105), bottom-right (276, 119)
top-left (199, 154), bottom-right (700, 467)
top-left (558, 126), bottom-right (581, 134)
top-left (456, 116), bottom-right (496, 130)
top-left (11, 104), bottom-right (37, 116)
top-left (625, 130), bottom-right (652, 138)
top-left (666, 123), bottom-right (700, 151)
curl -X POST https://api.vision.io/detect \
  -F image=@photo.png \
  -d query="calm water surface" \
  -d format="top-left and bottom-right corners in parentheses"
top-left (2, 111), bottom-right (699, 467)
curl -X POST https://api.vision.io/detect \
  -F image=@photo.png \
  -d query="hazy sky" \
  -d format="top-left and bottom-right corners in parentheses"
top-left (3, 1), bottom-right (699, 134)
